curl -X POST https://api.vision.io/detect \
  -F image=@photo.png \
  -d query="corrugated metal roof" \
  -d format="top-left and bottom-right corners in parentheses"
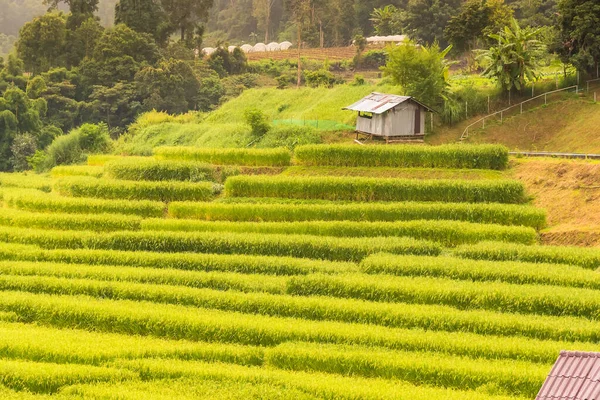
top-left (343, 92), bottom-right (435, 114)
top-left (537, 351), bottom-right (600, 400)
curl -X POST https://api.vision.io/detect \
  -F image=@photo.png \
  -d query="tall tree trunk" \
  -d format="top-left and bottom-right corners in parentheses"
top-left (297, 24), bottom-right (302, 88)
top-left (319, 20), bottom-right (323, 48)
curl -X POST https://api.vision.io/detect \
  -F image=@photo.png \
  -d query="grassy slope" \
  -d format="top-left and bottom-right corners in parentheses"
top-left (116, 84), bottom-right (401, 155)
top-left (205, 84), bottom-right (402, 125)
top-left (428, 98), bottom-right (600, 152)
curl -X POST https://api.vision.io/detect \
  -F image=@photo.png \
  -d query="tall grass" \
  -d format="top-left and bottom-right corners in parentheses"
top-left (104, 158), bottom-right (240, 183)
top-left (294, 144), bottom-right (509, 170)
top-left (168, 200), bottom-right (546, 228)
top-left (154, 146), bottom-right (291, 166)
top-left (54, 177), bottom-right (219, 202)
top-left (0, 227), bottom-right (441, 262)
top-left (143, 219), bottom-right (537, 246)
top-left (224, 175), bottom-right (527, 203)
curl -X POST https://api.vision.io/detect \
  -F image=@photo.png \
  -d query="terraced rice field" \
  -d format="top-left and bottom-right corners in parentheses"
top-left (0, 144), bottom-right (598, 399)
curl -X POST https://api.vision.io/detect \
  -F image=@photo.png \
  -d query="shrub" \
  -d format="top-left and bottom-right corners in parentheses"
top-left (168, 201), bottom-right (546, 229)
top-left (104, 158), bottom-right (239, 183)
top-left (54, 177), bottom-right (218, 202)
top-left (142, 219), bottom-right (537, 247)
top-left (455, 241), bottom-right (600, 270)
top-left (244, 108), bottom-right (270, 139)
top-left (294, 144), bottom-right (509, 170)
top-left (39, 123), bottom-right (114, 171)
top-left (224, 175), bottom-right (527, 203)
top-left (9, 133), bottom-right (37, 171)
top-left (304, 69), bottom-right (337, 88)
top-left (154, 146), bottom-right (292, 167)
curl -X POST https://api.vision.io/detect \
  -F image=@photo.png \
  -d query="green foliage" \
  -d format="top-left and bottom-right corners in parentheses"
top-left (54, 176), bottom-right (219, 202)
top-left (114, 0), bottom-right (169, 43)
top-left (104, 158), bottom-right (239, 182)
top-left (224, 175), bottom-right (527, 203)
top-left (207, 47), bottom-right (248, 77)
top-left (370, 5), bottom-right (403, 36)
top-left (556, 0), bottom-right (600, 74)
top-left (455, 241), bottom-right (600, 269)
top-left (477, 18), bottom-right (546, 92)
top-left (142, 218), bottom-right (537, 246)
top-left (444, 0), bottom-right (513, 52)
top-left (382, 39), bottom-right (452, 107)
top-left (244, 108), bottom-right (271, 139)
top-left (404, 0), bottom-right (462, 46)
top-left (294, 144), bottom-right (510, 170)
top-left (15, 13), bottom-right (67, 75)
top-left (135, 58), bottom-right (200, 114)
top-left (154, 146), bottom-right (292, 166)
top-left (40, 123), bottom-right (112, 170)
top-left (0, 226), bottom-right (441, 261)
top-left (304, 69), bottom-right (337, 88)
top-left (8, 133), bottom-right (37, 171)
top-left (168, 200), bottom-right (547, 229)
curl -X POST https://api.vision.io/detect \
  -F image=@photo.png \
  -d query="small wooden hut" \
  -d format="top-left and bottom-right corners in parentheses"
top-left (343, 92), bottom-right (435, 142)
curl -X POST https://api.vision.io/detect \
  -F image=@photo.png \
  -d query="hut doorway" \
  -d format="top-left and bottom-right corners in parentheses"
top-left (414, 107), bottom-right (421, 134)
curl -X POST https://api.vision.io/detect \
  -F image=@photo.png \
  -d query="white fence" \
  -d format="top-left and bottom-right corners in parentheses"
top-left (460, 85), bottom-right (579, 141)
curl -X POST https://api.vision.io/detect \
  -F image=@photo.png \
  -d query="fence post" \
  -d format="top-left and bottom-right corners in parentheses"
top-left (500, 111), bottom-right (503, 124)
top-left (520, 103), bottom-right (523, 114)
top-left (545, 93), bottom-right (547, 105)
top-left (482, 118), bottom-right (485, 129)
top-left (465, 102), bottom-right (468, 119)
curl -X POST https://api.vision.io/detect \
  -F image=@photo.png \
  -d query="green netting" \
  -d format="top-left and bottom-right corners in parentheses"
top-left (272, 119), bottom-right (355, 131)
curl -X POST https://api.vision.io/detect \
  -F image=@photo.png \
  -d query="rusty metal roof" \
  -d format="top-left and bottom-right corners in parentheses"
top-left (343, 92), bottom-right (435, 114)
top-left (537, 351), bottom-right (600, 400)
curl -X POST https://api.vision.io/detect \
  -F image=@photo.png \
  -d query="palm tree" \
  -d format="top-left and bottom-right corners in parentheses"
top-left (369, 5), bottom-right (401, 36)
top-left (477, 18), bottom-right (546, 92)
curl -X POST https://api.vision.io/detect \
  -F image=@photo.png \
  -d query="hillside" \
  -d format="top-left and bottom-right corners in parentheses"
top-left (3, 144), bottom-right (600, 398)
top-left (429, 97), bottom-right (600, 152)
top-left (116, 84), bottom-right (400, 155)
